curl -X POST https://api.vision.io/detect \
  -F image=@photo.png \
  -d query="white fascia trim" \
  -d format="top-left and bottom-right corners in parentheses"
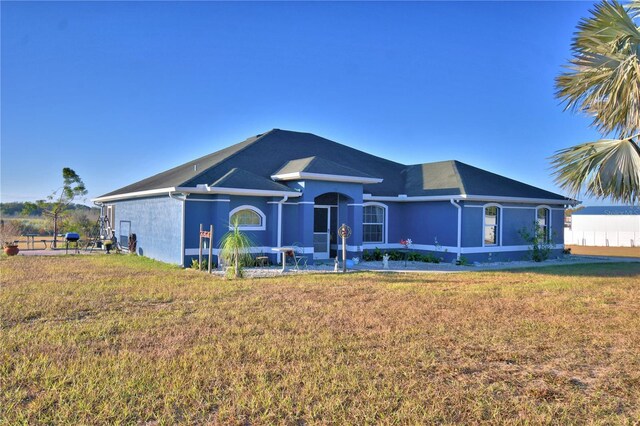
top-left (92, 187), bottom-right (177, 203)
top-left (363, 194), bottom-right (576, 205)
top-left (176, 186), bottom-right (302, 198)
top-left (93, 186), bottom-right (301, 203)
top-left (271, 172), bottom-right (383, 184)
top-left (463, 195), bottom-right (577, 205)
top-left (465, 205), bottom-right (565, 211)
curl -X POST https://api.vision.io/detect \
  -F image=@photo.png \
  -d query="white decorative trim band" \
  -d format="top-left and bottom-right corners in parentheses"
top-left (336, 244), bottom-right (363, 252)
top-left (184, 246), bottom-right (315, 256)
top-left (187, 198), bottom-right (230, 203)
top-left (362, 243), bottom-right (564, 254)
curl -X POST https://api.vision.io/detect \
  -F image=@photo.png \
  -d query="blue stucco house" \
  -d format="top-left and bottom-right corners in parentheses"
top-left (93, 129), bottom-right (577, 266)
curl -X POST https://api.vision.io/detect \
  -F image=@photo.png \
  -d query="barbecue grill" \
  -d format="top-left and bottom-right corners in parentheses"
top-left (65, 232), bottom-right (80, 254)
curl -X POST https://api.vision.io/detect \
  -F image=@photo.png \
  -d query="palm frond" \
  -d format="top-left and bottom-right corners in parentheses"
top-left (555, 0), bottom-right (640, 138)
top-left (219, 223), bottom-right (256, 278)
top-left (550, 137), bottom-right (640, 203)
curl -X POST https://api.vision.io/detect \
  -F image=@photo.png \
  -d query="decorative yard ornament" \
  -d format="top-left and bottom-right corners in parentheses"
top-left (338, 224), bottom-right (352, 239)
top-left (383, 253), bottom-right (390, 269)
top-left (334, 256), bottom-right (339, 272)
top-left (338, 224), bottom-right (352, 273)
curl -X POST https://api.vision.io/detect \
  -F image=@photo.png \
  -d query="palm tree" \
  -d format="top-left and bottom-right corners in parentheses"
top-left (553, 0), bottom-right (640, 204)
top-left (218, 222), bottom-right (256, 278)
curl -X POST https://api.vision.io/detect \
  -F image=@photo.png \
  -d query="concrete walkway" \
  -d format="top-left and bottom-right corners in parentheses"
top-left (10, 249), bottom-right (638, 277)
top-left (215, 255), bottom-right (639, 278)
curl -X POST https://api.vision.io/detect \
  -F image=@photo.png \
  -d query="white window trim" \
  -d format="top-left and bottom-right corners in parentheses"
top-left (536, 205), bottom-right (552, 242)
top-left (482, 203), bottom-right (502, 247)
top-left (229, 205), bottom-right (266, 231)
top-left (362, 202), bottom-right (388, 244)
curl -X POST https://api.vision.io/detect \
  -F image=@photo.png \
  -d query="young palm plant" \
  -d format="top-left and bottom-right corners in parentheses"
top-left (553, 0), bottom-right (640, 204)
top-left (219, 221), bottom-right (256, 278)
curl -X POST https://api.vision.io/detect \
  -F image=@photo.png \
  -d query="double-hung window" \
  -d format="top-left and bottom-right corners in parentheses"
top-left (537, 207), bottom-right (550, 243)
top-left (484, 206), bottom-right (500, 246)
top-left (363, 204), bottom-right (386, 244)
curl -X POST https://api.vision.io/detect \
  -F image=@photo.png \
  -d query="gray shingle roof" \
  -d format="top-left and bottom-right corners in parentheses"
top-left (402, 160), bottom-right (567, 200)
top-left (273, 156), bottom-right (376, 179)
top-left (98, 129), bottom-right (570, 201)
top-left (99, 132), bottom-right (266, 197)
top-left (211, 168), bottom-right (296, 192)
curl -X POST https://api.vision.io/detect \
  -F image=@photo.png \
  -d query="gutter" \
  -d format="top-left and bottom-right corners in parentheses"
top-left (365, 193), bottom-right (579, 206)
top-left (92, 186), bottom-right (301, 203)
top-left (450, 199), bottom-right (462, 261)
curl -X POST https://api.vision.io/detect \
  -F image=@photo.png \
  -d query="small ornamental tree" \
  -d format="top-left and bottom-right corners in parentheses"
top-left (22, 168), bottom-right (88, 248)
top-left (518, 221), bottom-right (555, 262)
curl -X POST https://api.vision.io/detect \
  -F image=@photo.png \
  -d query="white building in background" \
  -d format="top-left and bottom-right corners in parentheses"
top-left (565, 206), bottom-right (640, 248)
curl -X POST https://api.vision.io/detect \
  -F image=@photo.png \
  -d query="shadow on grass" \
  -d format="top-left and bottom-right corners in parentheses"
top-left (496, 262), bottom-right (640, 277)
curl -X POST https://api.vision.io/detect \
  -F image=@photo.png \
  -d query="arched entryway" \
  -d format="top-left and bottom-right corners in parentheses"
top-left (313, 192), bottom-right (352, 259)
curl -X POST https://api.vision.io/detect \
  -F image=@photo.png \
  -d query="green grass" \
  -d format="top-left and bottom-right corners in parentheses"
top-left (1, 255), bottom-right (639, 424)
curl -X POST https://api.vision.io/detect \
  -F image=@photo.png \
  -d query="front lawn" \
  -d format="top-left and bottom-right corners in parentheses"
top-left (1, 255), bottom-right (639, 424)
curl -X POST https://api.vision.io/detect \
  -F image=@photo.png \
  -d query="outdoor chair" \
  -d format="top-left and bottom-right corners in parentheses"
top-left (255, 252), bottom-right (269, 268)
top-left (289, 244), bottom-right (308, 270)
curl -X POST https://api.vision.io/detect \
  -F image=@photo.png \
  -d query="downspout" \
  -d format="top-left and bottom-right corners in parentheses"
top-left (93, 201), bottom-right (104, 218)
top-left (276, 195), bottom-right (289, 263)
top-left (450, 199), bottom-right (461, 260)
top-left (169, 191), bottom-right (187, 267)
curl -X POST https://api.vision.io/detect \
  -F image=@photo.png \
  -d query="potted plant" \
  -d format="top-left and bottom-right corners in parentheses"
top-left (4, 241), bottom-right (19, 256)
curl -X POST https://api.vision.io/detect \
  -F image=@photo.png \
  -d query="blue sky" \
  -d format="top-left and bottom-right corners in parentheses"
top-left (1, 1), bottom-right (608, 205)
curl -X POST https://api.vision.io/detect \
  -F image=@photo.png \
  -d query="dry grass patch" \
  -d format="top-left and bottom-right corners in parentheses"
top-left (1, 255), bottom-right (639, 424)
top-left (567, 245), bottom-right (640, 258)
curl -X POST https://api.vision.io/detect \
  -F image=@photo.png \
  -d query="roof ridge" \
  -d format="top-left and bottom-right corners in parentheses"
top-left (184, 129), bottom-right (276, 186)
top-left (450, 160), bottom-right (468, 195)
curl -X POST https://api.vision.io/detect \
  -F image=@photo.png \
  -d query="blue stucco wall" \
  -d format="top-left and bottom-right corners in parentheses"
top-left (108, 186), bottom-right (567, 267)
top-left (110, 196), bottom-right (183, 265)
top-left (459, 202), bottom-right (566, 261)
top-left (183, 195), bottom-right (282, 266)
top-left (401, 201), bottom-right (458, 247)
top-left (551, 209), bottom-right (564, 244)
top-left (288, 180), bottom-right (363, 261)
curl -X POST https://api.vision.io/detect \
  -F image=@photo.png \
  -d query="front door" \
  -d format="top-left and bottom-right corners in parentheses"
top-left (313, 206), bottom-right (330, 259)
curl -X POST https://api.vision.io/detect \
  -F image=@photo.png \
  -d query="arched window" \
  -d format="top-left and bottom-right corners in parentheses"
top-left (363, 203), bottom-right (387, 244)
top-left (229, 206), bottom-right (266, 230)
top-left (483, 204), bottom-right (501, 246)
top-left (536, 206), bottom-right (551, 243)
